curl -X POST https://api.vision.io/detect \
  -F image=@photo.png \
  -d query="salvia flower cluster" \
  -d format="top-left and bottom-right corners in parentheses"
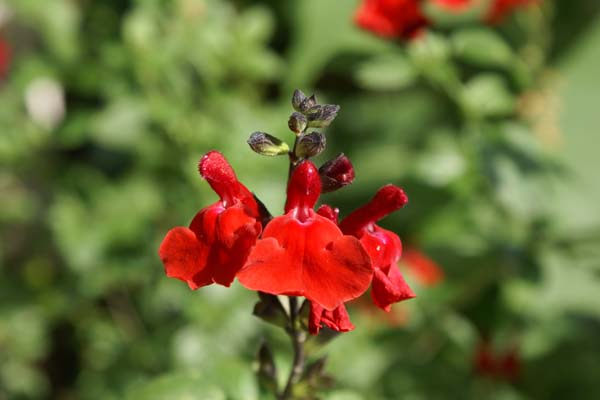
top-left (159, 90), bottom-right (414, 336)
top-left (355, 0), bottom-right (537, 39)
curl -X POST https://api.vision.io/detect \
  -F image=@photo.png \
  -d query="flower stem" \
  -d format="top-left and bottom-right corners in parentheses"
top-left (279, 296), bottom-right (306, 400)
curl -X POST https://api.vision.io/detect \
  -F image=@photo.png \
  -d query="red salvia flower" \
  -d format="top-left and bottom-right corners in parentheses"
top-left (354, 0), bottom-right (428, 39)
top-left (0, 37), bottom-right (10, 79)
top-left (354, 0), bottom-right (536, 40)
top-left (431, 0), bottom-right (473, 12)
top-left (401, 247), bottom-right (444, 286)
top-left (159, 151), bottom-right (261, 289)
top-left (339, 185), bottom-right (415, 311)
top-left (308, 302), bottom-right (354, 335)
top-left (474, 340), bottom-right (521, 381)
top-left (237, 161), bottom-right (373, 311)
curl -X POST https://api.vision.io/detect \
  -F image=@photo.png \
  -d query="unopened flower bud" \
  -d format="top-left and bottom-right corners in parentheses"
top-left (306, 104), bottom-right (340, 128)
top-left (288, 112), bottom-right (307, 134)
top-left (247, 131), bottom-right (290, 156)
top-left (292, 89), bottom-right (307, 112)
top-left (295, 132), bottom-right (326, 158)
top-left (319, 153), bottom-right (355, 193)
top-left (299, 94), bottom-right (318, 113)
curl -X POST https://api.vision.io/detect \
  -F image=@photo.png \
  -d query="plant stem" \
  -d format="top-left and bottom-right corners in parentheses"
top-left (279, 296), bottom-right (306, 400)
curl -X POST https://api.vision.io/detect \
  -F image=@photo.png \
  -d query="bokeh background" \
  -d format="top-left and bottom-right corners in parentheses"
top-left (1, 0), bottom-right (600, 399)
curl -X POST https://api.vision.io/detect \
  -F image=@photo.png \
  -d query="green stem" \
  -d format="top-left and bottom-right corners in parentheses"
top-left (279, 297), bottom-right (306, 400)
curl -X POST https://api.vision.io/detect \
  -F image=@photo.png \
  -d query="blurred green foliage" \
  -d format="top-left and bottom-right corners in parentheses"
top-left (1, 0), bottom-right (600, 399)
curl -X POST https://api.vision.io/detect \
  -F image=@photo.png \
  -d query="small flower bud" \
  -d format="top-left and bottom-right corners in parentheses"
top-left (288, 112), bottom-right (307, 134)
top-left (299, 94), bottom-right (318, 113)
top-left (319, 153), bottom-right (355, 193)
top-left (295, 132), bottom-right (326, 158)
top-left (306, 104), bottom-right (340, 128)
top-left (292, 89), bottom-right (307, 112)
top-left (247, 131), bottom-right (290, 156)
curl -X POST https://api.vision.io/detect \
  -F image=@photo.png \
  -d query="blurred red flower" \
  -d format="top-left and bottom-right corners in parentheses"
top-left (0, 37), bottom-right (10, 79)
top-left (474, 340), bottom-right (521, 381)
top-left (354, 0), bottom-right (427, 39)
top-left (431, 0), bottom-right (472, 12)
top-left (340, 185), bottom-right (415, 311)
top-left (237, 161), bottom-right (373, 311)
top-left (355, 0), bottom-right (536, 39)
top-left (401, 247), bottom-right (444, 286)
top-left (159, 151), bottom-right (262, 289)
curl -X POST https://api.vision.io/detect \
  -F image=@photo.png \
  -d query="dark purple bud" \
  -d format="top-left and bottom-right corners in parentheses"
top-left (288, 112), bottom-right (307, 134)
top-left (295, 131), bottom-right (326, 158)
top-left (319, 153), bottom-right (355, 193)
top-left (306, 104), bottom-right (340, 128)
top-left (248, 132), bottom-right (290, 156)
top-left (292, 89), bottom-right (307, 112)
top-left (299, 94), bottom-right (318, 113)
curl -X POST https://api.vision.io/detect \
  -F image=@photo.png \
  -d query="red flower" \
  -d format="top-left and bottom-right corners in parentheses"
top-left (159, 151), bottom-right (261, 289)
top-left (339, 185), bottom-right (415, 311)
top-left (0, 37), bottom-right (10, 79)
top-left (237, 161), bottom-right (373, 311)
top-left (431, 0), bottom-right (472, 12)
top-left (401, 247), bottom-right (444, 286)
top-left (354, 0), bottom-right (428, 39)
top-left (308, 302), bottom-right (354, 335)
top-left (474, 340), bottom-right (521, 381)
top-left (354, 0), bottom-right (536, 40)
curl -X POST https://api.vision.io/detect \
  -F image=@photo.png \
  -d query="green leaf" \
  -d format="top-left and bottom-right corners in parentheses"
top-left (126, 372), bottom-right (226, 400)
top-left (451, 28), bottom-right (515, 68)
top-left (461, 74), bottom-right (515, 118)
top-left (355, 53), bottom-right (417, 91)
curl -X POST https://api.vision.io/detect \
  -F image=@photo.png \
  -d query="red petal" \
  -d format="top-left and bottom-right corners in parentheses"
top-left (316, 204), bottom-right (339, 224)
top-left (371, 265), bottom-right (415, 312)
top-left (159, 226), bottom-right (210, 289)
top-left (339, 185), bottom-right (408, 237)
top-left (199, 151), bottom-right (255, 209)
top-left (161, 204), bottom-right (260, 289)
top-left (309, 302), bottom-right (354, 335)
top-left (285, 161), bottom-right (321, 219)
top-left (359, 226), bottom-right (403, 271)
top-left (237, 214), bottom-right (373, 310)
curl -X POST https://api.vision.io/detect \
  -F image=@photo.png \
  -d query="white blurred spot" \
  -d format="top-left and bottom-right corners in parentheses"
top-left (24, 77), bottom-right (66, 130)
top-left (0, 3), bottom-right (13, 28)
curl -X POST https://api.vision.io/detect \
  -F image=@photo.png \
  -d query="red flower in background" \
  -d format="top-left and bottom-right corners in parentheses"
top-left (0, 37), bottom-right (10, 79)
top-left (474, 340), bottom-right (521, 381)
top-left (401, 247), bottom-right (444, 286)
top-left (237, 161), bottom-right (373, 311)
top-left (340, 185), bottom-right (415, 311)
top-left (354, 0), bottom-right (427, 39)
top-left (355, 0), bottom-right (536, 39)
top-left (159, 151), bottom-right (261, 289)
top-left (432, 0), bottom-right (472, 12)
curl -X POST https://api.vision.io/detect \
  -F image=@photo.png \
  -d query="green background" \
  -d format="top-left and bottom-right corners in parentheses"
top-left (1, 0), bottom-right (599, 399)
